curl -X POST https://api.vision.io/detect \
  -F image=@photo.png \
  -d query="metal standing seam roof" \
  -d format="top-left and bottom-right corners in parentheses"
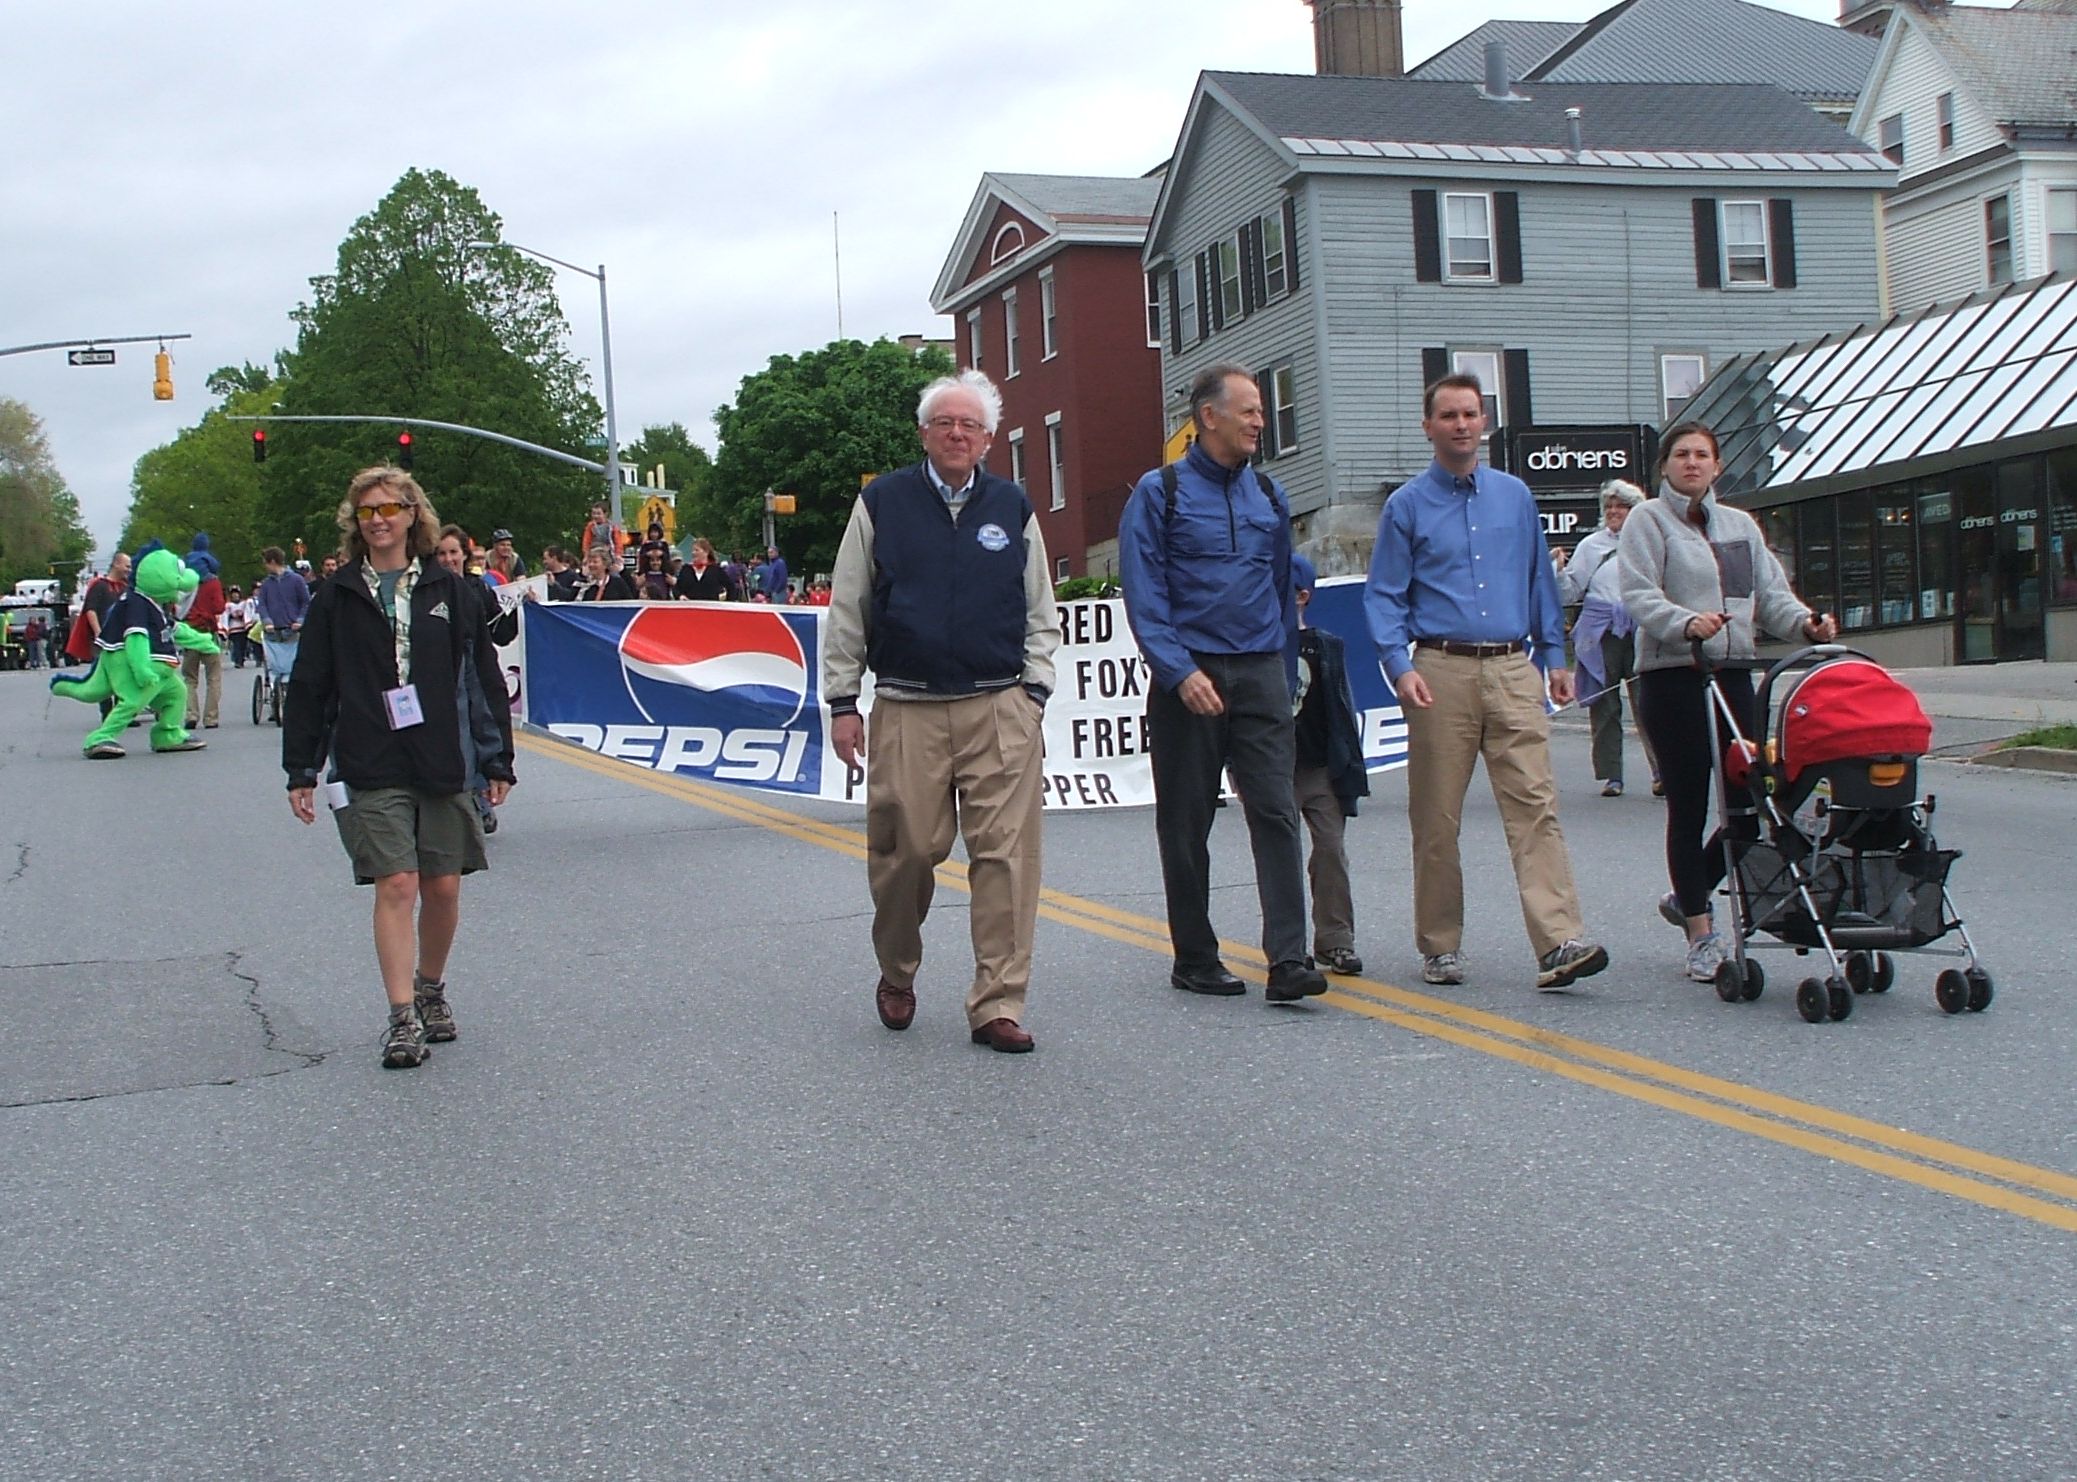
top-left (1679, 274), bottom-right (2077, 501)
top-left (1408, 20), bottom-right (1581, 82)
top-left (1529, 0), bottom-right (1879, 105)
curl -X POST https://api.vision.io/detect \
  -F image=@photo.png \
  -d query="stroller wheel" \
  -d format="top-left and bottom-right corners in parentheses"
top-left (1845, 952), bottom-right (1872, 994)
top-left (1965, 969), bottom-right (1994, 1013)
top-left (1796, 978), bottom-right (1830, 1024)
top-left (1713, 961), bottom-right (1745, 1004)
top-left (1742, 959), bottom-right (1765, 1001)
top-left (1935, 969), bottom-right (1969, 1015)
top-left (1871, 952), bottom-right (1896, 994)
top-left (1827, 977), bottom-right (1853, 1021)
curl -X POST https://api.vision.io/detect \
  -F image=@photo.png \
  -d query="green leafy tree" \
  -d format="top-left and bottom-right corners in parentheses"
top-left (259, 168), bottom-right (602, 563)
top-left (0, 398), bottom-right (89, 590)
top-left (119, 380), bottom-right (278, 589)
top-left (621, 422), bottom-right (715, 546)
top-left (711, 338), bottom-right (954, 574)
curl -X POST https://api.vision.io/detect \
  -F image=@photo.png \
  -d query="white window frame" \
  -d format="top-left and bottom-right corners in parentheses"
top-left (1265, 364), bottom-right (1299, 458)
top-left (1055, 555), bottom-right (1071, 580)
top-left (1443, 192), bottom-right (1496, 283)
top-left (1216, 236), bottom-right (1243, 322)
top-left (1660, 352), bottom-right (1707, 422)
top-left (1937, 92), bottom-right (1955, 152)
top-left (1720, 200), bottom-right (1772, 288)
top-left (965, 308), bottom-right (982, 371)
top-left (1450, 349), bottom-right (1503, 431)
top-left (1145, 272), bottom-right (1164, 348)
top-left (1986, 194), bottom-right (2014, 286)
top-left (1045, 412), bottom-right (1066, 513)
top-left (1878, 113), bottom-right (1904, 167)
top-left (1008, 428), bottom-right (1026, 489)
top-left (989, 222), bottom-right (1025, 264)
top-left (2048, 188), bottom-right (2077, 278)
top-left (1175, 263), bottom-right (1199, 345)
top-left (1002, 287), bottom-right (1020, 378)
top-left (1039, 268), bottom-right (1058, 360)
top-left (1260, 212), bottom-right (1289, 299)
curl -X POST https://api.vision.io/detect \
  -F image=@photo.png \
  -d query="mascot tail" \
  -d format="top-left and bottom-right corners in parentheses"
top-left (50, 665), bottom-right (111, 705)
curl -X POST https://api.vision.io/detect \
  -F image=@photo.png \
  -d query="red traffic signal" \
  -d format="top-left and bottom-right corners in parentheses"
top-left (251, 428), bottom-right (267, 464)
top-left (396, 430), bottom-right (414, 470)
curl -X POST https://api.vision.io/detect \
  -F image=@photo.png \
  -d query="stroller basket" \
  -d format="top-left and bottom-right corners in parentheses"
top-left (1730, 839), bottom-right (1958, 950)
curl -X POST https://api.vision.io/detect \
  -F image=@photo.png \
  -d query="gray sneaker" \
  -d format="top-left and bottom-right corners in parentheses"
top-left (1537, 939), bottom-right (1609, 990)
top-left (1422, 952), bottom-right (1467, 986)
top-left (381, 1002), bottom-right (430, 1069)
top-left (415, 973), bottom-right (457, 1043)
top-left (1685, 933), bottom-right (1727, 983)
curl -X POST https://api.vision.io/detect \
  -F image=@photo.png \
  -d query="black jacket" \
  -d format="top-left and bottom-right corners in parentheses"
top-left (673, 562), bottom-right (734, 602)
top-left (282, 559), bottom-right (515, 795)
top-left (574, 572), bottom-right (635, 601)
top-left (1298, 626), bottom-right (1370, 816)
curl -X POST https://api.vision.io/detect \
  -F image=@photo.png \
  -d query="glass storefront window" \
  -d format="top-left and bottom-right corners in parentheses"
top-left (1761, 506), bottom-right (1796, 585)
top-left (1876, 496), bottom-right (1917, 625)
top-left (1798, 502), bottom-right (1839, 623)
top-left (1837, 493), bottom-right (1874, 630)
top-left (1917, 487), bottom-right (1954, 620)
top-left (2049, 448), bottom-right (2077, 606)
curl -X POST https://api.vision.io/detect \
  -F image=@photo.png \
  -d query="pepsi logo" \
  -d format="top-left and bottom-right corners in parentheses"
top-left (617, 606), bottom-right (811, 725)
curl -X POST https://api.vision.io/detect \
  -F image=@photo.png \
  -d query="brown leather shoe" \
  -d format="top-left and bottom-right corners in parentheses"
top-left (875, 977), bottom-right (916, 1031)
top-left (969, 1018), bottom-right (1034, 1054)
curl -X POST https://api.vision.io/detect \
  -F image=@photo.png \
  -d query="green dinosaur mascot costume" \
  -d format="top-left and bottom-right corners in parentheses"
top-left (50, 548), bottom-right (222, 758)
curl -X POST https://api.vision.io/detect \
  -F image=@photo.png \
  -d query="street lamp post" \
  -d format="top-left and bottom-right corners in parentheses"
top-left (467, 240), bottom-right (623, 535)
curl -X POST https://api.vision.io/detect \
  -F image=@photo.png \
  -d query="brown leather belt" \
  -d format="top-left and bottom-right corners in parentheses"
top-left (1416, 640), bottom-right (1526, 658)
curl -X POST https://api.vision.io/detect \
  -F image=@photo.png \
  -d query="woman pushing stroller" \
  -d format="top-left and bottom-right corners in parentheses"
top-left (1619, 423), bottom-right (1836, 983)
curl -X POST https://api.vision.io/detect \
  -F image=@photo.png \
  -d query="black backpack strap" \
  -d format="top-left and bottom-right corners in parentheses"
top-left (1161, 462), bottom-right (1178, 524)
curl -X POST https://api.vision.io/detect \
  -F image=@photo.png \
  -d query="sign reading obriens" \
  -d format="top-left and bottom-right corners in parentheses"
top-left (1500, 424), bottom-right (1658, 493)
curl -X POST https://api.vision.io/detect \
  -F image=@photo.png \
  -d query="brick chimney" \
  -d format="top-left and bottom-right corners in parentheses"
top-left (1310, 0), bottom-right (1405, 78)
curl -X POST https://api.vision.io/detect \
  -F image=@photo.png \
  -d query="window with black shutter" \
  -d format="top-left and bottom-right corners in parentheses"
top-left (1421, 346), bottom-right (1448, 393)
top-left (1412, 190), bottom-right (1442, 283)
top-left (1255, 368), bottom-right (1278, 457)
top-left (1692, 198), bottom-right (1722, 289)
top-left (1195, 251), bottom-right (1212, 339)
top-left (1168, 268), bottom-right (1183, 354)
top-left (1495, 191), bottom-right (1523, 284)
top-left (1241, 222), bottom-right (1259, 317)
top-left (1768, 199), bottom-right (1797, 289)
top-left (1282, 196), bottom-right (1300, 293)
top-left (1503, 349), bottom-right (1533, 428)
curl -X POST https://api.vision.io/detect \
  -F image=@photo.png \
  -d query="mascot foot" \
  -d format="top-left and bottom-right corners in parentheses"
top-left (153, 739), bottom-right (207, 753)
top-left (85, 742), bottom-right (126, 760)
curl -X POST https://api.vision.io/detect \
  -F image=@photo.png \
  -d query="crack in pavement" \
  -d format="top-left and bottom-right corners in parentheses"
top-left (6, 842), bottom-right (24, 886)
top-left (225, 950), bottom-right (327, 1071)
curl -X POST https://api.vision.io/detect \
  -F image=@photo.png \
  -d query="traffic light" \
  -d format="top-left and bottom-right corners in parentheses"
top-left (152, 351), bottom-right (174, 401)
top-left (252, 428), bottom-right (267, 464)
top-left (396, 430), bottom-right (413, 470)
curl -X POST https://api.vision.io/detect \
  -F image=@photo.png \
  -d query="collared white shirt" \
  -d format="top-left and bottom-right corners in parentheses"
top-left (925, 460), bottom-right (977, 512)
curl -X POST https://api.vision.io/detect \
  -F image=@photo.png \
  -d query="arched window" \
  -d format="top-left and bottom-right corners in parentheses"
top-left (989, 222), bottom-right (1026, 264)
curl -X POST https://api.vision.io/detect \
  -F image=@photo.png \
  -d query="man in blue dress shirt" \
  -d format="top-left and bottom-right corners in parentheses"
top-left (1365, 374), bottom-right (1608, 993)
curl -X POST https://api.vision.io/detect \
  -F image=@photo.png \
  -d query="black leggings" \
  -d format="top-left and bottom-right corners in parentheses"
top-left (1635, 667), bottom-right (1758, 920)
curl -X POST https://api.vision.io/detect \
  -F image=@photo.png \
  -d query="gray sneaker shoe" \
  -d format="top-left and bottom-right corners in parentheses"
top-left (414, 973), bottom-right (456, 1043)
top-left (1537, 939), bottom-right (1609, 990)
top-left (1422, 952), bottom-right (1467, 986)
top-left (1318, 946), bottom-right (1364, 975)
top-left (381, 1002), bottom-right (430, 1069)
top-left (1685, 933), bottom-right (1727, 983)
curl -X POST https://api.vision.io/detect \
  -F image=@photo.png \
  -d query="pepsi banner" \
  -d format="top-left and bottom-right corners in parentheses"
top-left (521, 590), bottom-right (1404, 808)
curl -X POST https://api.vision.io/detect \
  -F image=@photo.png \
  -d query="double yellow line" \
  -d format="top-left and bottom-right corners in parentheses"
top-left (524, 734), bottom-right (2077, 1233)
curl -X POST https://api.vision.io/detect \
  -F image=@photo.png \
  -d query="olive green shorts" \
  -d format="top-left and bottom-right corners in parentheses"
top-left (333, 786), bottom-right (487, 885)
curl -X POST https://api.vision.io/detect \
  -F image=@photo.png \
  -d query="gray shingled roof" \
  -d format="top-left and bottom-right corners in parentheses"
top-left (989, 173), bottom-right (1161, 223)
top-left (1207, 71), bottom-right (1877, 156)
top-left (1530, 0), bottom-right (1878, 105)
top-left (1910, 4), bottom-right (2077, 125)
top-left (1409, 20), bottom-right (1580, 83)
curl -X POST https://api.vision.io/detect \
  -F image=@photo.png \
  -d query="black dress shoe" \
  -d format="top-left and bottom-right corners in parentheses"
top-left (1170, 964), bottom-right (1246, 996)
top-left (1265, 959), bottom-right (1329, 1003)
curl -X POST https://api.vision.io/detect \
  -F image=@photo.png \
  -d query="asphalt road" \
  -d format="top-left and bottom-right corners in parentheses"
top-left (3, 670), bottom-right (2073, 1481)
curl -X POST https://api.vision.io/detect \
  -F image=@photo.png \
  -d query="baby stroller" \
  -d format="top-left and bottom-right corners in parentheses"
top-left (1700, 643), bottom-right (1991, 1024)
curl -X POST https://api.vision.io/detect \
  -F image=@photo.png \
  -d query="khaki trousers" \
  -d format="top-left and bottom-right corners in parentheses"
top-left (865, 688), bottom-right (1045, 1028)
top-left (1402, 649), bottom-right (1584, 958)
top-left (181, 647), bottom-right (222, 727)
top-left (1294, 764), bottom-right (1354, 954)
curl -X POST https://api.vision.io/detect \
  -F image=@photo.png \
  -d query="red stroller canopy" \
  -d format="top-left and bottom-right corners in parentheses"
top-left (1778, 659), bottom-right (1932, 780)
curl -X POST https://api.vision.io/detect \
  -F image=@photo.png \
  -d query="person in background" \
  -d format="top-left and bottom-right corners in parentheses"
top-left (254, 547), bottom-right (312, 713)
top-left (484, 548), bottom-right (521, 588)
top-left (721, 551), bottom-right (748, 601)
top-left (637, 522), bottom-right (672, 573)
top-left (673, 537), bottom-right (732, 601)
top-left (1554, 479), bottom-right (1659, 799)
top-left (578, 502), bottom-right (621, 561)
top-left (223, 585), bottom-right (255, 669)
top-left (636, 546), bottom-right (673, 601)
top-left (1290, 555), bottom-right (1370, 976)
top-left (489, 529), bottom-right (527, 579)
top-left (181, 532), bottom-right (227, 730)
top-left (537, 546), bottom-right (579, 601)
top-left (1620, 421), bottom-right (1836, 984)
top-left (760, 545), bottom-right (790, 602)
top-left (436, 524), bottom-right (514, 834)
top-left (574, 544), bottom-right (635, 601)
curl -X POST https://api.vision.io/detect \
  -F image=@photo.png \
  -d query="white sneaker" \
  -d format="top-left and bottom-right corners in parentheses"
top-left (1686, 933), bottom-right (1727, 983)
top-left (1422, 952), bottom-right (1467, 986)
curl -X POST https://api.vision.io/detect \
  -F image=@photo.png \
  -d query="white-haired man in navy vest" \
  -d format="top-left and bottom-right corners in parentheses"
top-left (824, 369), bottom-right (1061, 1054)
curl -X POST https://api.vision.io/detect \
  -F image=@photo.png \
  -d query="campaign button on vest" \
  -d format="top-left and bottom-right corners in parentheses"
top-left (976, 522), bottom-right (1010, 552)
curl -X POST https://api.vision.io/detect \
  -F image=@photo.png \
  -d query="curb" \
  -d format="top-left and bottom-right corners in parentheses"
top-left (1969, 746), bottom-right (2077, 775)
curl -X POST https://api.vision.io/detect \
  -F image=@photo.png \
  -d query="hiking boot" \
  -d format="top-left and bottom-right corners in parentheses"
top-left (1685, 933), bottom-right (1727, 984)
top-left (1265, 959), bottom-right (1329, 1003)
top-left (1318, 946), bottom-right (1364, 975)
top-left (415, 973), bottom-right (457, 1043)
top-left (1537, 939), bottom-right (1609, 991)
top-left (1601, 779), bottom-right (1623, 798)
top-left (1422, 951), bottom-right (1467, 986)
top-left (381, 1002), bottom-right (430, 1069)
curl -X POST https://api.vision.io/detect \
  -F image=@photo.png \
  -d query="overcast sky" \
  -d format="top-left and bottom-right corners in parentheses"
top-left (2, 0), bottom-right (1837, 555)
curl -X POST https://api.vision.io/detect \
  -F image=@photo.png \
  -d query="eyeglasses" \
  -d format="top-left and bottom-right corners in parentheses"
top-left (925, 416), bottom-right (987, 435)
top-left (355, 501), bottom-right (415, 522)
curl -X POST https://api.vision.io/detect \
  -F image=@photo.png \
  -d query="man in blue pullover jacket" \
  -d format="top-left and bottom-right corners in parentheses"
top-left (824, 370), bottom-right (1060, 1055)
top-left (1119, 364), bottom-right (1327, 1006)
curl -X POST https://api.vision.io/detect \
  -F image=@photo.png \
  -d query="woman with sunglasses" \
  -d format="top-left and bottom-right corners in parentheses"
top-left (283, 467), bottom-right (516, 1069)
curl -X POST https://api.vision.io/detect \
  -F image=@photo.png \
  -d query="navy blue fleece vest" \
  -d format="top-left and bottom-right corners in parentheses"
top-left (863, 464), bottom-right (1031, 696)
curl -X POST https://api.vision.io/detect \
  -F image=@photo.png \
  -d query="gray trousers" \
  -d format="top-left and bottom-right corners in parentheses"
top-left (1147, 651), bottom-right (1309, 971)
top-left (1589, 630), bottom-right (1656, 786)
top-left (1295, 765), bottom-right (1354, 954)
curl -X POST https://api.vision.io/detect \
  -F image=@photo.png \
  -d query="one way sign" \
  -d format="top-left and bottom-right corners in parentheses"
top-left (67, 348), bottom-right (117, 366)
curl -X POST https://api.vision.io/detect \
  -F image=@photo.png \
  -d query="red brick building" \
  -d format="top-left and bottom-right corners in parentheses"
top-left (931, 173), bottom-right (1165, 578)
